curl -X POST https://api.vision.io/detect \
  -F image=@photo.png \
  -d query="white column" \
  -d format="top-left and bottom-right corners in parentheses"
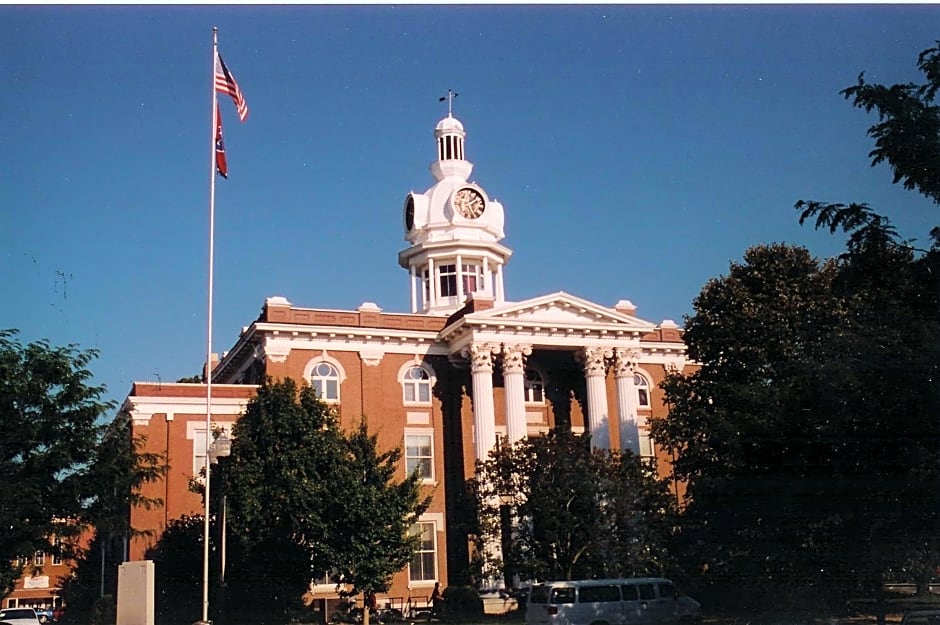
top-left (495, 264), bottom-right (504, 303)
top-left (578, 346), bottom-right (611, 450)
top-left (456, 254), bottom-right (465, 303)
top-left (502, 343), bottom-right (531, 445)
top-left (463, 343), bottom-right (505, 593)
top-left (613, 348), bottom-right (641, 455)
top-left (409, 265), bottom-right (417, 313)
top-left (428, 258), bottom-right (437, 311)
top-left (482, 257), bottom-right (490, 296)
top-left (466, 343), bottom-right (499, 461)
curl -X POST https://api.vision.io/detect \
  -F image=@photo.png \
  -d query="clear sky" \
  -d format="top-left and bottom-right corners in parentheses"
top-left (3, 4), bottom-right (939, 411)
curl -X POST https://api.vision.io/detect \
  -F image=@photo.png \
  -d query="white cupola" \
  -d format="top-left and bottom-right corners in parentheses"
top-left (398, 99), bottom-right (512, 315)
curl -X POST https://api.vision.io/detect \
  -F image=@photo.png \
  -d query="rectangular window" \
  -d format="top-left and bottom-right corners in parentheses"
top-left (52, 537), bottom-right (62, 566)
top-left (313, 379), bottom-right (338, 401)
top-left (578, 585), bottom-right (620, 603)
top-left (313, 569), bottom-right (342, 587)
top-left (408, 522), bottom-right (437, 582)
top-left (191, 424), bottom-right (235, 479)
top-left (639, 429), bottom-right (655, 464)
top-left (404, 384), bottom-right (431, 403)
top-left (193, 428), bottom-right (209, 477)
top-left (529, 585), bottom-right (548, 604)
top-left (622, 585), bottom-right (639, 601)
top-left (34, 552), bottom-right (44, 566)
top-left (656, 582), bottom-right (676, 599)
top-left (637, 583), bottom-right (656, 600)
top-left (461, 264), bottom-right (483, 294)
top-left (438, 265), bottom-right (457, 297)
top-left (550, 587), bottom-right (576, 604)
top-left (405, 433), bottom-right (433, 480)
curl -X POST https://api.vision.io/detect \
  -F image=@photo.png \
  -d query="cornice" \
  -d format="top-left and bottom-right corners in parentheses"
top-left (260, 334), bottom-right (452, 359)
top-left (122, 392), bottom-right (256, 425)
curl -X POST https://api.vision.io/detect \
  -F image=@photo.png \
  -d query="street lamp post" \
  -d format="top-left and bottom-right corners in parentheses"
top-left (202, 432), bottom-right (231, 625)
top-left (209, 433), bottom-right (231, 585)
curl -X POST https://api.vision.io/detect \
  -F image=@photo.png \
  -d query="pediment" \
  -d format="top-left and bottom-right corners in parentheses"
top-left (466, 291), bottom-right (657, 330)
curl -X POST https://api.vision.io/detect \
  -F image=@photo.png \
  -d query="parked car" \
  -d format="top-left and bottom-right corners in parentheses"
top-left (33, 610), bottom-right (53, 623)
top-left (901, 611), bottom-right (940, 625)
top-left (0, 608), bottom-right (41, 625)
top-left (527, 578), bottom-right (701, 625)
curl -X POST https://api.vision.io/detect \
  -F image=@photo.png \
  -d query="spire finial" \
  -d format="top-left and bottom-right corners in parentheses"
top-left (438, 89), bottom-right (459, 117)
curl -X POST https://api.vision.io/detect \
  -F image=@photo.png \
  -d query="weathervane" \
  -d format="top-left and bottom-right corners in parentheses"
top-left (439, 89), bottom-right (459, 117)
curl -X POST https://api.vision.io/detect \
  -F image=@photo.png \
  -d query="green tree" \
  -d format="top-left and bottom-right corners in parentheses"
top-left (223, 378), bottom-right (342, 616)
top-left (0, 329), bottom-right (164, 598)
top-left (840, 42), bottom-right (940, 204)
top-left (796, 39), bottom-right (940, 607)
top-left (651, 245), bottom-right (848, 612)
top-left (652, 238), bottom-right (940, 617)
top-left (471, 430), bottom-right (677, 584)
top-left (143, 515), bottom-right (209, 625)
top-left (59, 414), bottom-right (166, 619)
top-left (222, 379), bottom-right (430, 624)
top-left (321, 421), bottom-right (430, 625)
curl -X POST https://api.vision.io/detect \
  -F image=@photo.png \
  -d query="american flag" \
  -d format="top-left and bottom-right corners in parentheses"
top-left (215, 52), bottom-right (248, 122)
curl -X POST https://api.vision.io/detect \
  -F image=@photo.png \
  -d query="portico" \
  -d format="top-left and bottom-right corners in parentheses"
top-left (442, 291), bottom-right (687, 460)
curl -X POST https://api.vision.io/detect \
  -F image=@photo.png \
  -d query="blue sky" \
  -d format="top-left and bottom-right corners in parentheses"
top-left (2, 4), bottom-right (939, 410)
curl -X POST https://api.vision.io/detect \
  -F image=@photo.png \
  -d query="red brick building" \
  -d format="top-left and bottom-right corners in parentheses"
top-left (118, 112), bottom-right (690, 613)
top-left (3, 550), bottom-right (71, 611)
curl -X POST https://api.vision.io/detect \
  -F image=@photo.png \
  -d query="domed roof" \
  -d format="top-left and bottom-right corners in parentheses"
top-left (435, 115), bottom-right (465, 134)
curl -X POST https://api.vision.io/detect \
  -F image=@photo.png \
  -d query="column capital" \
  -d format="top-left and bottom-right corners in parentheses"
top-left (612, 347), bottom-right (643, 377)
top-left (463, 343), bottom-right (501, 374)
top-left (501, 343), bottom-right (532, 374)
top-left (577, 346), bottom-right (611, 377)
top-left (665, 357), bottom-right (686, 374)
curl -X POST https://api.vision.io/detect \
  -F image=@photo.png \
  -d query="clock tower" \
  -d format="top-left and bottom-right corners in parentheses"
top-left (398, 108), bottom-right (511, 315)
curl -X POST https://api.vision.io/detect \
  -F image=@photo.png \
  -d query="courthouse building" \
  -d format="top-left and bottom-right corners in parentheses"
top-left (119, 111), bottom-right (689, 612)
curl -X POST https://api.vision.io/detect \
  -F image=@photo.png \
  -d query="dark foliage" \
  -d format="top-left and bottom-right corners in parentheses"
top-left (0, 329), bottom-right (164, 601)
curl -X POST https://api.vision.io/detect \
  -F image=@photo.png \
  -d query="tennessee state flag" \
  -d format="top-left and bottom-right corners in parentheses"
top-left (215, 101), bottom-right (228, 178)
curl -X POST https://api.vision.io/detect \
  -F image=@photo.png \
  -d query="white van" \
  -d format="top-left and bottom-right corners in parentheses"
top-left (525, 578), bottom-right (701, 625)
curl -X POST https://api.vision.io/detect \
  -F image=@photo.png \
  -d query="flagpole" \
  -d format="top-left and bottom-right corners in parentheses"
top-left (201, 25), bottom-right (219, 625)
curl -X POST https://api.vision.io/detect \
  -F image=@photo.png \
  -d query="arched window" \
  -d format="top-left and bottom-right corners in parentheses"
top-left (403, 366), bottom-right (432, 404)
top-left (524, 368), bottom-right (545, 403)
top-left (634, 373), bottom-right (651, 408)
top-left (310, 361), bottom-right (341, 401)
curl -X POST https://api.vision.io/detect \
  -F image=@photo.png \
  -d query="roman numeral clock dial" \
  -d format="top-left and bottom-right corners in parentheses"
top-left (453, 187), bottom-right (485, 219)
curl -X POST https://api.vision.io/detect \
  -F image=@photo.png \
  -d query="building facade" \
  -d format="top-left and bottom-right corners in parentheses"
top-left (120, 111), bottom-right (689, 614)
top-left (3, 549), bottom-right (70, 612)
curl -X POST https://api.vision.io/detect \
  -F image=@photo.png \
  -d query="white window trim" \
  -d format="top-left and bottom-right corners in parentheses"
top-left (404, 427), bottom-right (436, 485)
top-left (634, 369), bottom-right (653, 410)
top-left (52, 537), bottom-right (62, 566)
top-left (408, 513), bottom-right (444, 586)
top-left (397, 360), bottom-right (437, 406)
top-left (524, 367), bottom-right (547, 405)
top-left (303, 353), bottom-right (347, 403)
top-left (187, 421), bottom-right (236, 481)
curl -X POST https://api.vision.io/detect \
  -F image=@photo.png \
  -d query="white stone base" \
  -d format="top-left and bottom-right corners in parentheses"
top-left (481, 595), bottom-right (518, 615)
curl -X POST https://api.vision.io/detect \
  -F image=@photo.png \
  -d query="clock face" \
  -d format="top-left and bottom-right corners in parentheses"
top-left (404, 195), bottom-right (415, 231)
top-left (453, 187), bottom-right (485, 219)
